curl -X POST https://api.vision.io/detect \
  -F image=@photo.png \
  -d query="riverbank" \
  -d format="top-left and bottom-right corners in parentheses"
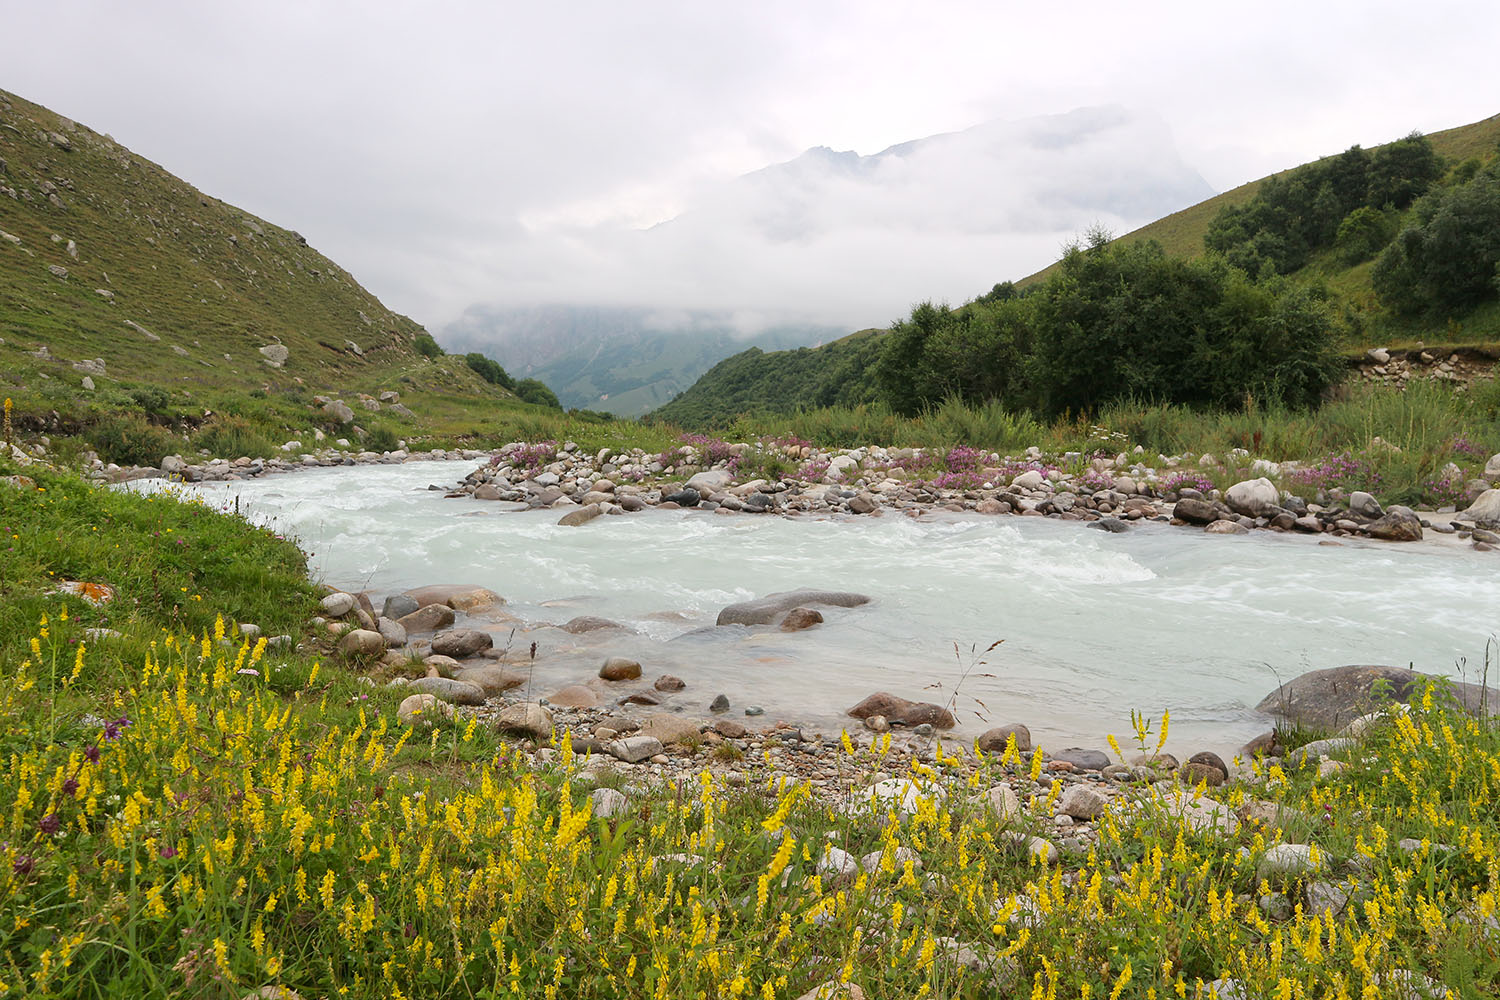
top-left (5, 458), bottom-right (1500, 998)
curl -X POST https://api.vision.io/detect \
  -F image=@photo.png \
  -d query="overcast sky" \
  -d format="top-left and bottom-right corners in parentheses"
top-left (6, 2), bottom-right (1498, 333)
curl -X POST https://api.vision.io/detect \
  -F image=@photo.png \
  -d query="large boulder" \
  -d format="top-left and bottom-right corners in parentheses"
top-left (1257, 664), bottom-right (1500, 732)
top-left (408, 676), bottom-right (486, 706)
top-left (599, 657), bottom-right (642, 681)
top-left (847, 691), bottom-right (955, 729)
top-left (1457, 489), bottom-right (1500, 524)
top-left (431, 628), bottom-right (494, 658)
top-left (494, 702), bottom-right (553, 740)
top-left (559, 503), bottom-right (602, 527)
top-left (323, 400), bottom-right (355, 424)
top-left (397, 604), bottom-right (456, 633)
top-left (1365, 507), bottom-right (1422, 542)
top-left (1224, 478), bottom-right (1278, 517)
top-left (454, 665), bottom-right (525, 697)
top-left (404, 584), bottom-right (503, 612)
top-left (637, 713), bottom-right (705, 746)
top-left (338, 629), bottom-right (384, 657)
top-left (717, 589), bottom-right (871, 626)
top-left (1173, 498), bottom-right (1219, 525)
top-left (685, 469), bottom-right (734, 494)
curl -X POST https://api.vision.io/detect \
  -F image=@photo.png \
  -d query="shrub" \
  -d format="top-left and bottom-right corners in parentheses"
top-left (87, 413), bottom-right (183, 467)
top-left (412, 331), bottom-right (443, 358)
top-left (515, 378), bottom-right (561, 408)
top-left (464, 352), bottom-right (515, 389)
top-left (192, 415), bottom-right (279, 459)
top-left (364, 427), bottom-right (399, 452)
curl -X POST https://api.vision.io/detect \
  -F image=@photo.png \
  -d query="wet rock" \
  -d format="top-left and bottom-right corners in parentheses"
top-left (548, 685), bottom-right (601, 709)
top-left (620, 692), bottom-right (661, 706)
top-left (863, 714), bottom-right (890, 733)
top-left (599, 657), bottom-right (642, 681)
top-left (423, 654), bottom-right (461, 678)
top-left (561, 615), bottom-right (624, 634)
top-left (778, 607), bottom-right (824, 631)
top-left (846, 691), bottom-right (955, 729)
top-left (654, 674), bottom-right (686, 692)
top-left (397, 604), bottom-right (456, 633)
top-left (404, 584), bottom-right (503, 612)
top-left (716, 589), bottom-right (870, 626)
top-left (662, 488), bottom-right (701, 507)
top-left (431, 628), bottom-right (493, 657)
top-left (382, 594), bottom-right (420, 620)
top-left (1205, 518), bottom-right (1249, 535)
top-left (1178, 762), bottom-right (1226, 787)
top-left (454, 665), bottom-right (525, 696)
top-left (1173, 497), bottom-right (1219, 524)
top-left (1257, 664), bottom-right (1500, 731)
top-left (709, 694), bottom-right (730, 713)
top-left (1366, 507), bottom-right (1422, 542)
top-left (1047, 748), bottom-right (1110, 771)
top-left (559, 503), bottom-right (602, 526)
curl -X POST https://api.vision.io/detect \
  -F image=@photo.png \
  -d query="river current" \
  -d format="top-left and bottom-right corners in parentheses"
top-left (143, 460), bottom-right (1500, 757)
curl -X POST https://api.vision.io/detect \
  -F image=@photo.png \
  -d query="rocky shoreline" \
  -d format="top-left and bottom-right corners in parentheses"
top-left (453, 438), bottom-right (1500, 548)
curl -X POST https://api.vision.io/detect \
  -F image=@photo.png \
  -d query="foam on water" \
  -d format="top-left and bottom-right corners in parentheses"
top-left (139, 461), bottom-right (1500, 757)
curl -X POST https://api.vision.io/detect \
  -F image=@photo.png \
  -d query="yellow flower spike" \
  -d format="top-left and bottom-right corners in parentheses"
top-left (1158, 709), bottom-right (1170, 750)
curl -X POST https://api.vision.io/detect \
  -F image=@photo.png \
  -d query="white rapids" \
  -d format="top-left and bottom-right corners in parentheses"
top-left (139, 460), bottom-right (1500, 758)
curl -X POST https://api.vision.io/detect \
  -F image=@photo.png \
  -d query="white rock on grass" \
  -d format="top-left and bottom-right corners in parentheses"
top-left (1258, 843), bottom-right (1321, 878)
top-left (590, 787), bottom-right (629, 819)
top-left (985, 783), bottom-right (1021, 821)
top-left (397, 693), bottom-right (452, 727)
top-left (1058, 784), bottom-right (1107, 820)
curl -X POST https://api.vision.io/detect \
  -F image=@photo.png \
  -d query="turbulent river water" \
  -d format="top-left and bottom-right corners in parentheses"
top-left (148, 460), bottom-right (1500, 757)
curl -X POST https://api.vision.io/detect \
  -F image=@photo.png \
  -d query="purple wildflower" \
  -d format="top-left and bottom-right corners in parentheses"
top-left (38, 814), bottom-right (60, 836)
top-left (12, 855), bottom-right (34, 876)
top-left (61, 778), bottom-right (78, 797)
top-left (84, 746), bottom-right (100, 764)
top-left (159, 845), bottom-right (179, 860)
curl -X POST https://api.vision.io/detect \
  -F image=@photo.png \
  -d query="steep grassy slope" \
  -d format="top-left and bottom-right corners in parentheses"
top-left (1020, 113), bottom-right (1500, 302)
top-left (0, 88), bottom-right (561, 456)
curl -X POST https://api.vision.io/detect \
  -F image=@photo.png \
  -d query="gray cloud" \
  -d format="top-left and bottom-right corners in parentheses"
top-left (6, 2), bottom-right (1498, 331)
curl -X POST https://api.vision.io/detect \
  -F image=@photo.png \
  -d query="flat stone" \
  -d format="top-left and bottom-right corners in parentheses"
top-left (637, 713), bottom-right (704, 746)
top-left (559, 503), bottom-right (603, 527)
top-left (454, 665), bottom-right (525, 696)
top-left (1058, 785), bottom-right (1107, 820)
top-left (397, 604), bottom-right (456, 633)
top-left (716, 589), bottom-right (871, 626)
top-left (404, 584), bottom-right (503, 612)
top-left (605, 735), bottom-right (664, 763)
top-left (1048, 748), bottom-right (1110, 771)
top-left (561, 615), bottom-right (625, 634)
top-left (1204, 518), bottom-right (1249, 535)
top-left (1173, 497), bottom-right (1219, 524)
top-left (547, 685), bottom-right (601, 709)
top-left (431, 628), bottom-right (493, 657)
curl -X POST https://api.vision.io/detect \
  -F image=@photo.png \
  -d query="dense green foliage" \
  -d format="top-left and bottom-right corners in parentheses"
top-left (651, 333), bottom-right (885, 427)
top-left (514, 377), bottom-right (562, 409)
top-left (463, 352), bottom-right (516, 389)
top-left (1373, 161), bottom-right (1500, 316)
top-left (1203, 133), bottom-right (1444, 276)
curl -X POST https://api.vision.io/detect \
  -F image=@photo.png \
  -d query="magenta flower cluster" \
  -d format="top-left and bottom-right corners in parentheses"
top-left (678, 433), bottom-right (736, 465)
top-left (1447, 435), bottom-right (1487, 459)
top-left (1162, 471), bottom-right (1215, 494)
top-left (1288, 452), bottom-right (1383, 492)
top-left (1076, 469), bottom-right (1116, 493)
top-left (943, 446), bottom-right (986, 473)
top-left (798, 457), bottom-right (833, 481)
top-left (491, 441), bottom-right (557, 471)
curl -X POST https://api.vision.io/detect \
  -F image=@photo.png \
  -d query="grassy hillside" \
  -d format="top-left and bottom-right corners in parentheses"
top-left (1024, 113), bottom-right (1500, 282)
top-left (0, 88), bottom-right (583, 461)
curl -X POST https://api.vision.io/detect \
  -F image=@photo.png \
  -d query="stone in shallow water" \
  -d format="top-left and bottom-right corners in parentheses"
top-left (1047, 747), bottom-right (1110, 771)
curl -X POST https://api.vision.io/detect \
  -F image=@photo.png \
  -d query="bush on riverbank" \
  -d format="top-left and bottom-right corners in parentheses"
top-left (2, 468), bottom-right (1499, 997)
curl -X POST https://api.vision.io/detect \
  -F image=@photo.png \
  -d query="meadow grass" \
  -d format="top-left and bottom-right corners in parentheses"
top-left (1, 463), bottom-right (1499, 997)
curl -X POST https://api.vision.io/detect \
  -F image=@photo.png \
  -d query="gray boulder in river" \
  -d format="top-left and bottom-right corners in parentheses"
top-left (716, 589), bottom-right (871, 626)
top-left (1257, 664), bottom-right (1500, 732)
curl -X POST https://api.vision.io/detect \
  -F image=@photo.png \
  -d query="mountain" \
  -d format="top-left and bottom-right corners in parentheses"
top-left (0, 88), bottom-right (551, 458)
top-left (450, 106), bottom-right (1213, 417)
top-left (441, 305), bottom-right (839, 416)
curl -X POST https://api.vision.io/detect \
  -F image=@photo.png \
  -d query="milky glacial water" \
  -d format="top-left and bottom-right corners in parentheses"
top-left (143, 460), bottom-right (1500, 757)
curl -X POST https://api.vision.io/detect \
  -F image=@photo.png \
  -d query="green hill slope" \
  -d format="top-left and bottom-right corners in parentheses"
top-left (650, 330), bottom-right (886, 427)
top-left (0, 88), bottom-right (558, 460)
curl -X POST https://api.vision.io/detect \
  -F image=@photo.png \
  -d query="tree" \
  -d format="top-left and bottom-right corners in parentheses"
top-left (1373, 165), bottom-right (1500, 314)
top-left (1367, 132), bottom-right (1443, 209)
top-left (464, 352), bottom-right (515, 389)
top-left (515, 378), bottom-right (562, 408)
